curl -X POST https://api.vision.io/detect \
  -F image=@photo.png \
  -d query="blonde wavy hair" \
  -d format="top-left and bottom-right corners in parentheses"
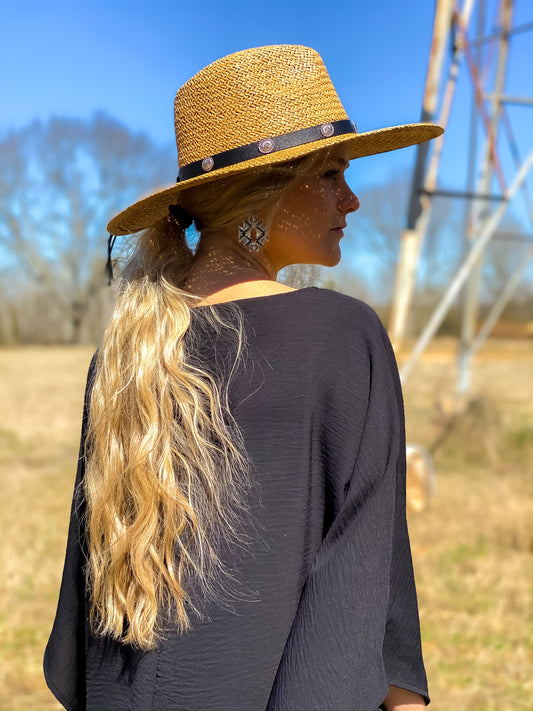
top-left (85, 150), bottom-right (328, 650)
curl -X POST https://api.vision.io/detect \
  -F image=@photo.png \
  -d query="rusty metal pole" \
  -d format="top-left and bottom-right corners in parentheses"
top-left (389, 0), bottom-right (454, 351)
top-left (471, 247), bottom-right (533, 356)
top-left (399, 151), bottom-right (533, 382)
top-left (457, 0), bottom-right (513, 392)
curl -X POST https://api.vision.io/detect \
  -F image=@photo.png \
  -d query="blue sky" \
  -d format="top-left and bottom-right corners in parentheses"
top-left (2, 0), bottom-right (532, 288)
top-left (2, 0), bottom-right (442, 184)
top-left (3, 1), bottom-right (439, 136)
top-left (2, 0), bottom-right (531, 190)
top-left (3, 0), bottom-right (531, 187)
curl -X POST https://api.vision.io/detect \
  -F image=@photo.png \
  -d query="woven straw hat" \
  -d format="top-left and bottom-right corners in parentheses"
top-left (108, 44), bottom-right (443, 236)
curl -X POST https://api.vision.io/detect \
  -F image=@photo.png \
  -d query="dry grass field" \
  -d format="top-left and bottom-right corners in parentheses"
top-left (0, 343), bottom-right (531, 711)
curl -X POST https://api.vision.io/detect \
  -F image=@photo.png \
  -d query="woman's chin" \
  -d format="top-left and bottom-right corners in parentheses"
top-left (322, 248), bottom-right (342, 268)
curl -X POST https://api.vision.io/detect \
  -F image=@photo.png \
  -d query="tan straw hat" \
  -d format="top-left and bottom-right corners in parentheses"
top-left (107, 44), bottom-right (443, 236)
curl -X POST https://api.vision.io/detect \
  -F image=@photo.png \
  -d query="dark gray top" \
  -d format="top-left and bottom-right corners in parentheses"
top-left (44, 287), bottom-right (428, 711)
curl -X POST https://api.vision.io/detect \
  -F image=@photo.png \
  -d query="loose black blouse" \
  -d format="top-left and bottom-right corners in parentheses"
top-left (44, 287), bottom-right (429, 711)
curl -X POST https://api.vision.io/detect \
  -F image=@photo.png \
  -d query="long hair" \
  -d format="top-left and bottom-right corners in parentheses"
top-left (84, 151), bottom-right (327, 650)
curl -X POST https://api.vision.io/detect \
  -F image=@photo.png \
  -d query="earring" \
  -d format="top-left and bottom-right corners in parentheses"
top-left (238, 214), bottom-right (269, 252)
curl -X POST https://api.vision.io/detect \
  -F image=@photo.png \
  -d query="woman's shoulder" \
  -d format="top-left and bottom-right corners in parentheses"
top-left (298, 286), bottom-right (381, 319)
top-left (235, 286), bottom-right (390, 359)
top-left (236, 286), bottom-right (378, 318)
top-left (270, 286), bottom-right (386, 340)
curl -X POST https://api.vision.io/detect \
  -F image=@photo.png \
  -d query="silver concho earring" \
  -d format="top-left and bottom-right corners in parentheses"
top-left (238, 214), bottom-right (268, 252)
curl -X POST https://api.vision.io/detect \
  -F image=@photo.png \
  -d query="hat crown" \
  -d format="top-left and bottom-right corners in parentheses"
top-left (174, 45), bottom-right (348, 168)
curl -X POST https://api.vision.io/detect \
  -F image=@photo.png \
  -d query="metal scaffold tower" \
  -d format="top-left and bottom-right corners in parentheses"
top-left (389, 0), bottom-right (533, 390)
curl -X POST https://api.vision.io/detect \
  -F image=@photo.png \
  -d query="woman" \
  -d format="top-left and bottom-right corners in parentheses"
top-left (44, 45), bottom-right (442, 711)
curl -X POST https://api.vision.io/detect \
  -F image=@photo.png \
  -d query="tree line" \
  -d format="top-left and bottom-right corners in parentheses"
top-left (0, 113), bottom-right (174, 344)
top-left (0, 113), bottom-right (531, 345)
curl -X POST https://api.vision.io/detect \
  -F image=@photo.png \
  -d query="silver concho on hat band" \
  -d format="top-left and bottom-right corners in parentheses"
top-left (320, 123), bottom-right (335, 138)
top-left (258, 138), bottom-right (274, 154)
top-left (202, 156), bottom-right (215, 172)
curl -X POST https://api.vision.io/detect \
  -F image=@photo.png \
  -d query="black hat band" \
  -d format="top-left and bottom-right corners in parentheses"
top-left (177, 119), bottom-right (357, 182)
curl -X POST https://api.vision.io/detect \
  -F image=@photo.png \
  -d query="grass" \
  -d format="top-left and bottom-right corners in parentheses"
top-left (400, 343), bottom-right (533, 711)
top-left (0, 346), bottom-right (91, 711)
top-left (0, 343), bottom-right (532, 710)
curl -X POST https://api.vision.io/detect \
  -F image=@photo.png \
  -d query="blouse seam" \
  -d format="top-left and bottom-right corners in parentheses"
top-left (150, 646), bottom-right (163, 710)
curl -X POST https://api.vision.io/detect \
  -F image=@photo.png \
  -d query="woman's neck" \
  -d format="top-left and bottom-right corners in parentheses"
top-left (194, 280), bottom-right (297, 306)
top-left (182, 231), bottom-right (278, 297)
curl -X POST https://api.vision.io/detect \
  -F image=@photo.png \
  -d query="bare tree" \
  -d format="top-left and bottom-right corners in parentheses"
top-left (481, 221), bottom-right (532, 304)
top-left (352, 175), bottom-right (460, 299)
top-left (0, 114), bottom-right (174, 343)
top-left (279, 263), bottom-right (323, 288)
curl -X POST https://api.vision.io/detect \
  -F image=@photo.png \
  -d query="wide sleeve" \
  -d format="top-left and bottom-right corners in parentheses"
top-left (43, 356), bottom-right (97, 711)
top-left (381, 331), bottom-right (429, 703)
top-left (266, 314), bottom-right (428, 711)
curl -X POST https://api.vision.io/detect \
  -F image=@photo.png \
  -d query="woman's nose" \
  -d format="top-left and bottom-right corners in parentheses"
top-left (340, 182), bottom-right (360, 214)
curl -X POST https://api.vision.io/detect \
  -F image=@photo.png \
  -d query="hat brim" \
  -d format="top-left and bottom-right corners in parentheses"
top-left (107, 123), bottom-right (443, 235)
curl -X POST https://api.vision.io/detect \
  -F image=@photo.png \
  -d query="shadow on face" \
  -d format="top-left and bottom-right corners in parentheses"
top-left (264, 147), bottom-right (359, 270)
